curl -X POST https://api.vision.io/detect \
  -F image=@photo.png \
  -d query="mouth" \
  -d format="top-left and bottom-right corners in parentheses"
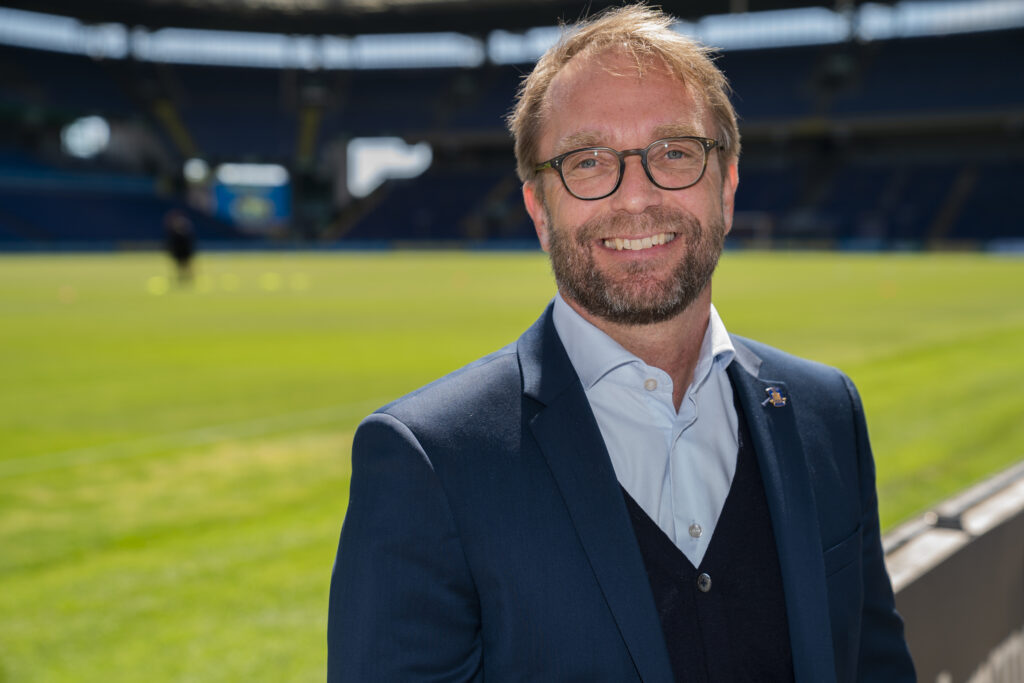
top-left (600, 232), bottom-right (677, 251)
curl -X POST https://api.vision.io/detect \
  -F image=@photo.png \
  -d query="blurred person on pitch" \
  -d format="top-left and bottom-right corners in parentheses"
top-left (328, 5), bottom-right (914, 681)
top-left (164, 208), bottom-right (196, 283)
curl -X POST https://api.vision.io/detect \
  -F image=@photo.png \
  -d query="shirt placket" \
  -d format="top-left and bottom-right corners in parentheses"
top-left (670, 385), bottom-right (710, 559)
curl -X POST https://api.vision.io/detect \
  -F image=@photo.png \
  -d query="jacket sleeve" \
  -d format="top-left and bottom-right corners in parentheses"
top-left (328, 412), bottom-right (482, 682)
top-left (841, 373), bottom-right (917, 681)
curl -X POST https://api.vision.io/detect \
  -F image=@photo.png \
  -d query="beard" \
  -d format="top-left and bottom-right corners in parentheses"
top-left (546, 204), bottom-right (725, 326)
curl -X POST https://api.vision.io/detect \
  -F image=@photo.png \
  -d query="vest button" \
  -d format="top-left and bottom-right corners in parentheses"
top-left (697, 573), bottom-right (712, 593)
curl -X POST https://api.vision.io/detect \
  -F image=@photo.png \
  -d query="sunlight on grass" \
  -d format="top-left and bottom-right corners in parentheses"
top-left (0, 250), bottom-right (1021, 681)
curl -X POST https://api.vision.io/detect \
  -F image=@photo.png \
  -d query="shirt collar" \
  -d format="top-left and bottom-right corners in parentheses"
top-left (551, 293), bottom-right (737, 391)
top-left (693, 303), bottom-right (736, 392)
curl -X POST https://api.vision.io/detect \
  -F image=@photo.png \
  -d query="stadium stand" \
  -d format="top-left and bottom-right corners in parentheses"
top-left (951, 160), bottom-right (1024, 242)
top-left (718, 45), bottom-right (823, 120)
top-left (446, 66), bottom-right (524, 132)
top-left (0, 22), bottom-right (1020, 248)
top-left (173, 64), bottom-right (298, 162)
top-left (0, 186), bottom-right (235, 244)
top-left (0, 44), bottom-right (135, 117)
top-left (342, 163), bottom-right (531, 242)
top-left (319, 69), bottom-right (457, 138)
top-left (829, 31), bottom-right (1024, 117)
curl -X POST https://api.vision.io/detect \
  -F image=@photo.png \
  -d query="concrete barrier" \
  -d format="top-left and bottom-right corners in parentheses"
top-left (884, 460), bottom-right (1024, 683)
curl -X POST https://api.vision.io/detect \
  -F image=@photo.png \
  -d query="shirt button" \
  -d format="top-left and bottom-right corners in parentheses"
top-left (697, 573), bottom-right (712, 593)
top-left (643, 378), bottom-right (657, 391)
top-left (689, 523), bottom-right (702, 538)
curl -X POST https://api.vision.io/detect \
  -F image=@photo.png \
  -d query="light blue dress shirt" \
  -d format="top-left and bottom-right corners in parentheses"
top-left (552, 294), bottom-right (739, 567)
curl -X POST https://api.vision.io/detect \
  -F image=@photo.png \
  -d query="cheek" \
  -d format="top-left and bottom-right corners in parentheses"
top-left (685, 186), bottom-right (724, 219)
top-left (551, 197), bottom-right (603, 234)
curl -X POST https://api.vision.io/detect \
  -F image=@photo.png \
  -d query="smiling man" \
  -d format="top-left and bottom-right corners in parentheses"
top-left (328, 6), bottom-right (915, 682)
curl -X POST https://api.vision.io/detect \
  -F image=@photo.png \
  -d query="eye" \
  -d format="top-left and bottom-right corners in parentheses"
top-left (651, 140), bottom-right (702, 166)
top-left (656, 145), bottom-right (693, 162)
top-left (564, 150), bottom-right (615, 175)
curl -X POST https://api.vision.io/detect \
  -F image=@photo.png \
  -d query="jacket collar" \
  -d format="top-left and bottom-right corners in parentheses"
top-left (727, 338), bottom-right (838, 682)
top-left (518, 305), bottom-right (676, 682)
top-left (519, 303), bottom-right (574, 406)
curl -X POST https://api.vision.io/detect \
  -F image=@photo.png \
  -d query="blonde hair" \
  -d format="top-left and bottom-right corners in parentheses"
top-left (507, 4), bottom-right (740, 182)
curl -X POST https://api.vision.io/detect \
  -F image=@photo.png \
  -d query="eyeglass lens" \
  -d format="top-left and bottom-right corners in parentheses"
top-left (561, 138), bottom-right (707, 199)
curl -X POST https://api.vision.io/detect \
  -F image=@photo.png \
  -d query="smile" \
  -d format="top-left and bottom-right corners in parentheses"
top-left (601, 232), bottom-right (677, 251)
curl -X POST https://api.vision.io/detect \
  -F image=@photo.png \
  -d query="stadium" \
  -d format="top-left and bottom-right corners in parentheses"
top-left (0, 0), bottom-right (1022, 680)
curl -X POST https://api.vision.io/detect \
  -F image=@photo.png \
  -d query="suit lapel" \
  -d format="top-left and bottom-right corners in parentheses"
top-left (727, 344), bottom-right (837, 683)
top-left (519, 309), bottom-right (675, 683)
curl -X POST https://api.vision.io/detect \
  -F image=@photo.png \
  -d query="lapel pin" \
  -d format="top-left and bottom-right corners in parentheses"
top-left (762, 386), bottom-right (788, 408)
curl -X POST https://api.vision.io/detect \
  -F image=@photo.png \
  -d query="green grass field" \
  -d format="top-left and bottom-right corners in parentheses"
top-left (1, 250), bottom-right (1022, 681)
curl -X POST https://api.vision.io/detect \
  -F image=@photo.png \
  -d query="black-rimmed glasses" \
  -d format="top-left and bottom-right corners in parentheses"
top-left (534, 136), bottom-right (720, 201)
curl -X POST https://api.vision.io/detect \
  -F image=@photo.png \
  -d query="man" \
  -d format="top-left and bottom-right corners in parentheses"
top-left (329, 6), bottom-right (915, 682)
top-left (164, 209), bottom-right (196, 284)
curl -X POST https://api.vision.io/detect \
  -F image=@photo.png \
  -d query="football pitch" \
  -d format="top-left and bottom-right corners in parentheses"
top-left (1, 249), bottom-right (1022, 681)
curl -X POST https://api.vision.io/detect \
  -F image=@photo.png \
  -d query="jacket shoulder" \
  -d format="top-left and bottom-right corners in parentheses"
top-left (366, 343), bottom-right (523, 447)
top-left (733, 334), bottom-right (851, 385)
top-left (731, 334), bottom-right (861, 420)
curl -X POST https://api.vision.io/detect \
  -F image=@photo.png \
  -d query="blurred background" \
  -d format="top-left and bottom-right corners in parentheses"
top-left (0, 1), bottom-right (1022, 681)
top-left (0, 0), bottom-right (1021, 249)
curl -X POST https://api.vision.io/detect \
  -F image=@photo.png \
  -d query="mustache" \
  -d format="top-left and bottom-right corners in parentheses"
top-left (574, 206), bottom-right (701, 245)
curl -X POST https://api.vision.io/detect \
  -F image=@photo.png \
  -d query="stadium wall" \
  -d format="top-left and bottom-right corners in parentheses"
top-left (885, 461), bottom-right (1024, 683)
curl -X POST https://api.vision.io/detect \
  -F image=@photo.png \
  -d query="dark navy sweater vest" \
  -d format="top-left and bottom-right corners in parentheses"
top-left (621, 388), bottom-right (795, 682)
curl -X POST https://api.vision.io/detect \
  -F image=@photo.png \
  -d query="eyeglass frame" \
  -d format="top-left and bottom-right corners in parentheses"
top-left (533, 136), bottom-right (722, 201)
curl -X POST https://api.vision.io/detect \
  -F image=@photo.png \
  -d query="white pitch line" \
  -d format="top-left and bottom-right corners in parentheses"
top-left (0, 397), bottom-right (390, 479)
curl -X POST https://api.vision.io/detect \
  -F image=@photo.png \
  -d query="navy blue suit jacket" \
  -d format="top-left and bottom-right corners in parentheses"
top-left (329, 306), bottom-right (915, 682)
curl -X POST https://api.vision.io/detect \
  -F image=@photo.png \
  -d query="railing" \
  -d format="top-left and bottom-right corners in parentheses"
top-left (884, 460), bottom-right (1024, 683)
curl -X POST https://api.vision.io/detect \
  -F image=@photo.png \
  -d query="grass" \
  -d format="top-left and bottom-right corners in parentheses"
top-left (0, 249), bottom-right (1022, 681)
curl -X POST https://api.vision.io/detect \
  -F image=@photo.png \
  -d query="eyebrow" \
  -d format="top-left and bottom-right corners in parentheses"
top-left (552, 123), bottom-right (707, 156)
top-left (651, 123), bottom-right (705, 140)
top-left (553, 131), bottom-right (605, 156)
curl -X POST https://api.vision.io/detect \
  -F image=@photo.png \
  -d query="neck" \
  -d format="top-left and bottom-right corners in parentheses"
top-left (563, 287), bottom-right (712, 411)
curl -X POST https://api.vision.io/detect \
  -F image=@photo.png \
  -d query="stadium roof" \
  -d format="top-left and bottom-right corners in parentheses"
top-left (8, 0), bottom-right (867, 35)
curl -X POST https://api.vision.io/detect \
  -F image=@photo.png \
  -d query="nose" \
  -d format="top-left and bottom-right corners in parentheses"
top-left (608, 154), bottom-right (662, 215)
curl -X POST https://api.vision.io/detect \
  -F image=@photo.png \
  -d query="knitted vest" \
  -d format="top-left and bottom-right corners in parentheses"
top-left (621, 388), bottom-right (795, 682)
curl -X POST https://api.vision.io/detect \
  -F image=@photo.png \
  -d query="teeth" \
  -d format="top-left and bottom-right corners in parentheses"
top-left (602, 233), bottom-right (676, 251)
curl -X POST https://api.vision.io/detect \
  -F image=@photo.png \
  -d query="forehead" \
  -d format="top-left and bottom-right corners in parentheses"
top-left (542, 49), bottom-right (707, 154)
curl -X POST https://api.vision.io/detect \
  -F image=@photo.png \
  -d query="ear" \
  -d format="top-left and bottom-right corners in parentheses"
top-left (523, 180), bottom-right (551, 252)
top-left (720, 159), bottom-right (739, 236)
